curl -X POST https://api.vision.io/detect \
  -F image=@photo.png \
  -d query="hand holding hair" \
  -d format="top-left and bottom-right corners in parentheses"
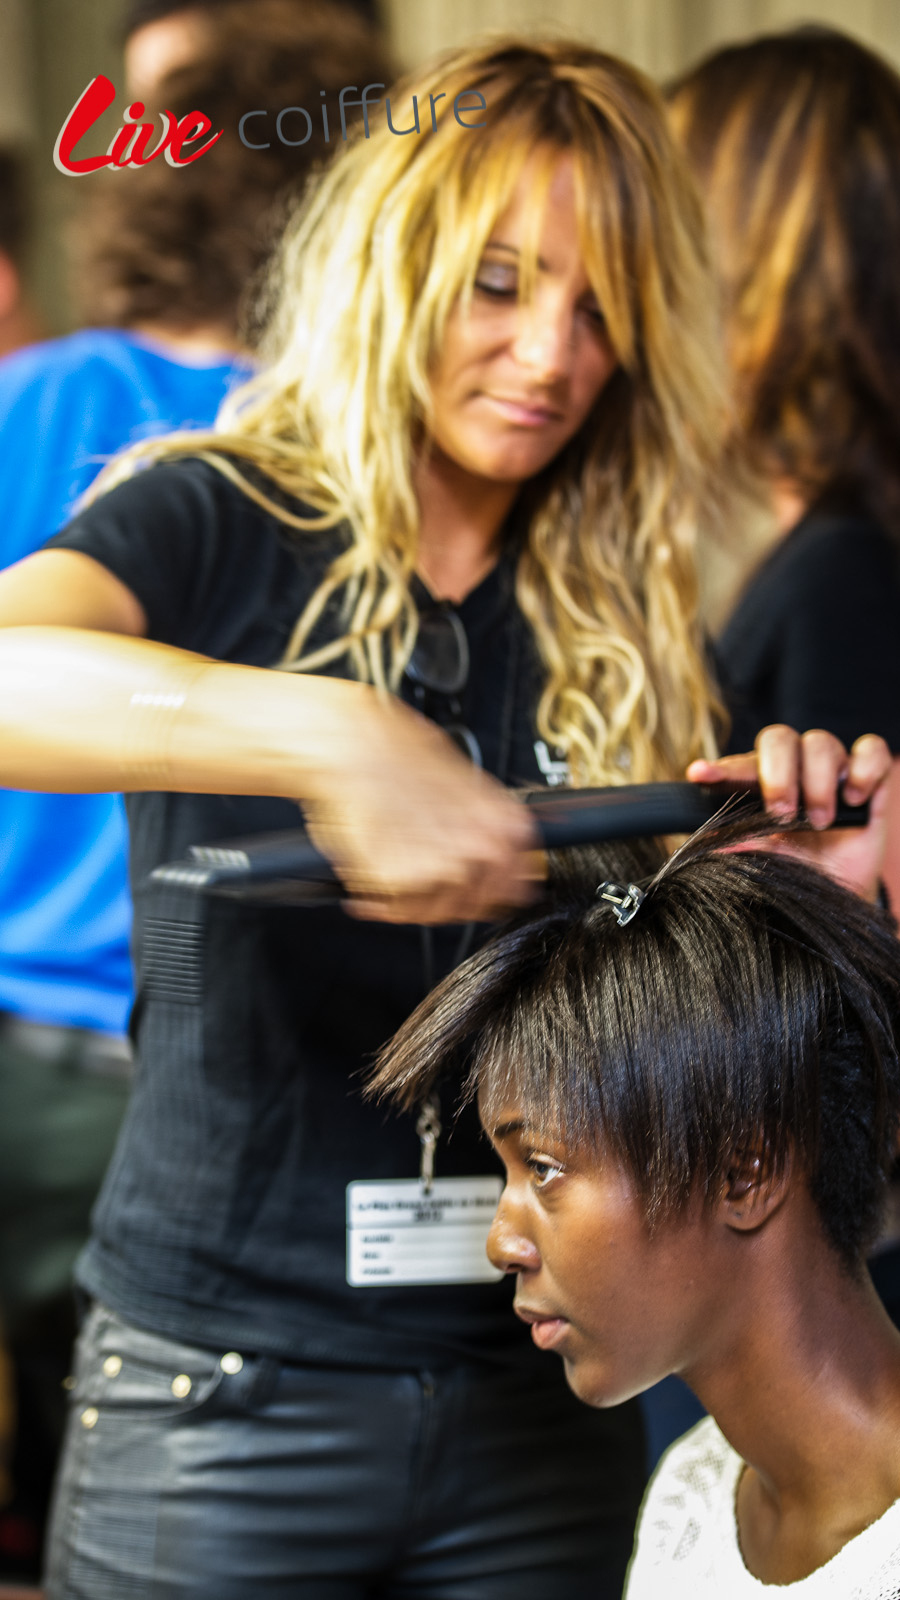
top-left (688, 724), bottom-right (893, 901)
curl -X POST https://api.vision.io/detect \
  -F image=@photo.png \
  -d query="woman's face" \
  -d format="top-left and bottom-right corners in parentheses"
top-left (427, 151), bottom-right (619, 487)
top-left (484, 1099), bottom-right (729, 1408)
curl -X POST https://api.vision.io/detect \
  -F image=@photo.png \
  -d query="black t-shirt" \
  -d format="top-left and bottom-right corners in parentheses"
top-left (49, 458), bottom-right (554, 1368)
top-left (715, 505), bottom-right (900, 755)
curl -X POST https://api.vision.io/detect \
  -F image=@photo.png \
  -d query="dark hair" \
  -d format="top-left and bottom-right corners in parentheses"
top-left (120, 0), bottom-right (379, 40)
top-left (667, 27), bottom-right (900, 535)
top-left (0, 148), bottom-right (29, 266)
top-left (77, 0), bottom-right (389, 337)
top-left (371, 826), bottom-right (900, 1269)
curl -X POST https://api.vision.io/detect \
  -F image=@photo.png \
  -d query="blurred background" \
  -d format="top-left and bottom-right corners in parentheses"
top-left (2, 0), bottom-right (899, 332)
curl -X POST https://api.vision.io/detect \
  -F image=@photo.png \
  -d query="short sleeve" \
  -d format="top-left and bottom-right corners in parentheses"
top-left (46, 457), bottom-right (300, 662)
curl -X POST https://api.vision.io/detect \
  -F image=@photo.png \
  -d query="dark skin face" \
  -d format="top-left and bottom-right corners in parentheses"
top-left (484, 1105), bottom-right (731, 1408)
top-left (485, 1097), bottom-right (900, 1585)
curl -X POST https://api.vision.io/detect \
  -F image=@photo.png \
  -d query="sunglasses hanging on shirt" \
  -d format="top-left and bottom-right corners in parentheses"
top-left (402, 603), bottom-right (483, 768)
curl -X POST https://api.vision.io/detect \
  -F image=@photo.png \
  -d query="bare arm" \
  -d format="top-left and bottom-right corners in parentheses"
top-left (0, 550), bottom-right (540, 922)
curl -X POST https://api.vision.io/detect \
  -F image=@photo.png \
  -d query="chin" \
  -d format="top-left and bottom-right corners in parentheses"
top-left (455, 435), bottom-right (564, 484)
top-left (561, 1356), bottom-right (648, 1410)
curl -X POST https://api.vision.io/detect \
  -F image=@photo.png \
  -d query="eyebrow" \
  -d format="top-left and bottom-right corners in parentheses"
top-left (482, 242), bottom-right (551, 273)
top-left (490, 1117), bottom-right (531, 1142)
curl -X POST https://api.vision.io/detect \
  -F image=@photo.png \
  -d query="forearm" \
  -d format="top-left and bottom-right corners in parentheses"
top-left (0, 626), bottom-right (370, 798)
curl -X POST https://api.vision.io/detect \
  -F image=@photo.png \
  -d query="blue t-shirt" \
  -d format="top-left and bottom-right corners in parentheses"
top-left (0, 328), bottom-right (252, 1031)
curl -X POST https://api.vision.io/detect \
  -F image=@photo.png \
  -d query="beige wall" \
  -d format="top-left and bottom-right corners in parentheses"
top-left (4, 0), bottom-right (122, 332)
top-left (384, 0), bottom-right (900, 76)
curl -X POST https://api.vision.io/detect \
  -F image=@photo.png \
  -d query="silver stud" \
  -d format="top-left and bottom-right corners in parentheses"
top-left (171, 1373), bottom-right (192, 1398)
top-left (220, 1351), bottom-right (243, 1375)
top-left (81, 1406), bottom-right (99, 1429)
top-left (103, 1354), bottom-right (122, 1378)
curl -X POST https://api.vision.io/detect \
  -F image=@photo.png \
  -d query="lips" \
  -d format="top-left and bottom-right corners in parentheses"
top-left (514, 1302), bottom-right (571, 1351)
top-left (483, 394), bottom-right (563, 427)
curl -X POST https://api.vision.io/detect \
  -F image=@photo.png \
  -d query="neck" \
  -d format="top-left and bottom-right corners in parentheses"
top-left (413, 443), bottom-right (519, 603)
top-left (129, 319), bottom-right (244, 364)
top-left (0, 300), bottom-right (44, 358)
top-left (771, 477), bottom-right (810, 536)
top-left (683, 1205), bottom-right (900, 1580)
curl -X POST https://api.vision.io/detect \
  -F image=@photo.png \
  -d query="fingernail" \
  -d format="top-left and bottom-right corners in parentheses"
top-left (769, 801), bottom-right (794, 819)
top-left (807, 807), bottom-right (829, 830)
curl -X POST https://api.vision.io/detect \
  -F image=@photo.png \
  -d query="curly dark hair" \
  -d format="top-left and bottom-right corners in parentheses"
top-left (668, 27), bottom-right (900, 536)
top-left (0, 148), bottom-right (28, 266)
top-left (120, 0), bottom-right (379, 36)
top-left (74, 0), bottom-right (390, 341)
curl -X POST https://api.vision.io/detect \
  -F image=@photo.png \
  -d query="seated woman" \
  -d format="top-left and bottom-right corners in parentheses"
top-left (372, 825), bottom-right (900, 1596)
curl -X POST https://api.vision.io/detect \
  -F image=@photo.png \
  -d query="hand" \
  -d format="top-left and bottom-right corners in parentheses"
top-left (302, 691), bottom-right (542, 924)
top-left (686, 726), bottom-right (892, 901)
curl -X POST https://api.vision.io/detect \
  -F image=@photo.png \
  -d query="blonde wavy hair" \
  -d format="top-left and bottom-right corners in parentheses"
top-left (97, 37), bottom-right (730, 784)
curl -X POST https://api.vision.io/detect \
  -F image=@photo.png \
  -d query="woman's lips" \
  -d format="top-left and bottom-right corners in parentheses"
top-left (483, 394), bottom-right (562, 427)
top-left (515, 1304), bottom-right (571, 1351)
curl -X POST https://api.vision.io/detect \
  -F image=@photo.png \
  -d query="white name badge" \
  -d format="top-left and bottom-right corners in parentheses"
top-left (346, 1176), bottom-right (504, 1287)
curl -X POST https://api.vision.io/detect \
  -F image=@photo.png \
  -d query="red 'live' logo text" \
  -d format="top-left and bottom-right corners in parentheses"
top-left (54, 75), bottom-right (223, 175)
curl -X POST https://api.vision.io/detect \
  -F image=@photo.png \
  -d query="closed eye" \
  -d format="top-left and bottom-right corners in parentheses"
top-left (474, 273), bottom-right (518, 299)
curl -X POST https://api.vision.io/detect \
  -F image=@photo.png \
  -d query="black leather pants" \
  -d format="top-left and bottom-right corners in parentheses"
top-left (45, 1302), bottom-right (646, 1599)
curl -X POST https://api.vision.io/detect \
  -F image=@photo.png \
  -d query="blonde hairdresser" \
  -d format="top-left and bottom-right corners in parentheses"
top-left (0, 37), bottom-right (883, 911)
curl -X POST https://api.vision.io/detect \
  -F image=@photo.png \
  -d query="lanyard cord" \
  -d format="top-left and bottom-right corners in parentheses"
top-left (418, 608), bottom-right (522, 991)
top-left (416, 609), bottom-right (522, 1191)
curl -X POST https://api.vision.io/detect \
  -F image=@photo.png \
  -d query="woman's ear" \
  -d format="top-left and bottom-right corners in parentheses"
top-left (0, 253), bottom-right (21, 322)
top-left (718, 1146), bottom-right (792, 1233)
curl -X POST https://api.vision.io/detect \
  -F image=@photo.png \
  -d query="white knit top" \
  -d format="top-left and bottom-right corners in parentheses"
top-left (625, 1417), bottom-right (900, 1599)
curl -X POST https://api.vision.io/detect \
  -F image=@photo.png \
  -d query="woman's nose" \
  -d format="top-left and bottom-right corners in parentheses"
top-left (487, 1198), bottom-right (541, 1275)
top-left (511, 298), bottom-right (571, 381)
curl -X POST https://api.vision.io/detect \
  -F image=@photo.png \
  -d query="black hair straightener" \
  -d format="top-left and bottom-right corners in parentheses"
top-left (149, 782), bottom-right (870, 906)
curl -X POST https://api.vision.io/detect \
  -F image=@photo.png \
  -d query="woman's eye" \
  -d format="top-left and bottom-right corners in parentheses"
top-left (526, 1156), bottom-right (565, 1189)
top-left (474, 267), bottom-right (518, 298)
top-left (581, 302), bottom-right (607, 328)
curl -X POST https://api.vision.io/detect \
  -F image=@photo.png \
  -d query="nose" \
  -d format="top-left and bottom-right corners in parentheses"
top-left (486, 1193), bottom-right (541, 1275)
top-left (510, 295), bottom-right (571, 383)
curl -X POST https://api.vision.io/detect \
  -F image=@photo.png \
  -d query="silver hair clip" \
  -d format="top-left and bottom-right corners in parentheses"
top-left (596, 880), bottom-right (645, 926)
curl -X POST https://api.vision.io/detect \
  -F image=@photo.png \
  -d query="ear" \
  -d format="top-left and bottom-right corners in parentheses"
top-left (717, 1145), bottom-right (792, 1234)
top-left (0, 252), bottom-right (21, 321)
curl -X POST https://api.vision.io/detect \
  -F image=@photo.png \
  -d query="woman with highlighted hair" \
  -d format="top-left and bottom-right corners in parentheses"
top-left (0, 38), bottom-right (890, 1599)
top-left (667, 27), bottom-right (900, 783)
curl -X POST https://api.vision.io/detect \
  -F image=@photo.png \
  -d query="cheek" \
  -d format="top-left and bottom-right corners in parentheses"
top-left (574, 345), bottom-right (617, 415)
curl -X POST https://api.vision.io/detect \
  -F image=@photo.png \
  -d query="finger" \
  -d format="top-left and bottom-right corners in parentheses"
top-left (686, 753), bottom-right (760, 788)
top-left (797, 728), bottom-right (847, 830)
top-left (754, 724), bottom-right (804, 820)
top-left (345, 853), bottom-right (542, 927)
top-left (842, 733), bottom-right (893, 805)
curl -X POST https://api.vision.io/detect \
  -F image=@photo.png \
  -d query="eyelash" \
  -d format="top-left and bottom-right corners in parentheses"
top-left (474, 278), bottom-right (607, 327)
top-left (474, 277), bottom-right (516, 299)
top-left (525, 1155), bottom-right (565, 1189)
